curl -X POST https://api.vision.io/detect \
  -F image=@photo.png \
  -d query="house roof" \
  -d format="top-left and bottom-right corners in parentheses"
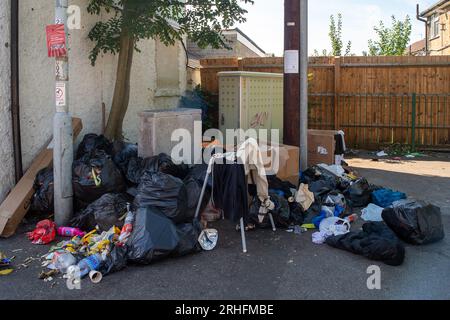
top-left (407, 39), bottom-right (426, 54)
top-left (222, 28), bottom-right (266, 55)
top-left (420, 0), bottom-right (450, 17)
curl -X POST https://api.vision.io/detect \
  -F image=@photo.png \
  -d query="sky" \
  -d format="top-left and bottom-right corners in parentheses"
top-left (236, 0), bottom-right (437, 56)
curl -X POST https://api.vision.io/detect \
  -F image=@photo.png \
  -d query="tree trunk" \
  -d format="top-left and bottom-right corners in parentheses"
top-left (104, 28), bottom-right (135, 141)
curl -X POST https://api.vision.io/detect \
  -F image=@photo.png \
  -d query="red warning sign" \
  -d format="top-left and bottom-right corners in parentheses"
top-left (46, 24), bottom-right (67, 58)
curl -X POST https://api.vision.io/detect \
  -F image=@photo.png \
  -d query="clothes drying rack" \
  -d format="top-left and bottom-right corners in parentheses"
top-left (194, 153), bottom-right (276, 253)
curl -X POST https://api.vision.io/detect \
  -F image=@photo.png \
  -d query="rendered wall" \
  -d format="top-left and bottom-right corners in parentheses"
top-left (0, 0), bottom-right (16, 203)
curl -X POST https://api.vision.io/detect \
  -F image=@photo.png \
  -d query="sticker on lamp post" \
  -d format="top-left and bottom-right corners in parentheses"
top-left (46, 24), bottom-right (67, 58)
top-left (55, 82), bottom-right (67, 107)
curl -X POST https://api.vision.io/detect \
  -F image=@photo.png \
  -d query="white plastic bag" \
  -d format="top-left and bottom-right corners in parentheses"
top-left (319, 217), bottom-right (350, 236)
top-left (361, 203), bottom-right (384, 222)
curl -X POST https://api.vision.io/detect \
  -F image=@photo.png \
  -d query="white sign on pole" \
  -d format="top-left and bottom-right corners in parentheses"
top-left (284, 50), bottom-right (299, 74)
top-left (55, 82), bottom-right (66, 107)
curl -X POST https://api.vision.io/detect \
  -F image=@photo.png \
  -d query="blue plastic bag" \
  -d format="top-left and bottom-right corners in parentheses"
top-left (372, 189), bottom-right (406, 208)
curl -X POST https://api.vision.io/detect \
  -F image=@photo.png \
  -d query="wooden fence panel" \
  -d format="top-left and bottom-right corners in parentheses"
top-left (200, 56), bottom-right (450, 149)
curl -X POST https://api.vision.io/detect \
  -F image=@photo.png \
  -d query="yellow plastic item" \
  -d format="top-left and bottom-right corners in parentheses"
top-left (91, 168), bottom-right (102, 187)
top-left (301, 224), bottom-right (316, 229)
top-left (0, 269), bottom-right (13, 276)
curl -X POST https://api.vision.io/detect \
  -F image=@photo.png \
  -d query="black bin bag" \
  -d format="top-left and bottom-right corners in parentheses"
top-left (112, 141), bottom-right (138, 174)
top-left (134, 171), bottom-right (188, 224)
top-left (76, 133), bottom-right (112, 160)
top-left (172, 220), bottom-right (203, 257)
top-left (73, 150), bottom-right (126, 204)
top-left (382, 200), bottom-right (445, 245)
top-left (71, 193), bottom-right (130, 232)
top-left (127, 207), bottom-right (180, 265)
top-left (126, 153), bottom-right (189, 185)
top-left (31, 166), bottom-right (54, 213)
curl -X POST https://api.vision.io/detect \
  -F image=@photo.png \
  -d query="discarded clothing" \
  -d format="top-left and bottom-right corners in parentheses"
top-left (268, 175), bottom-right (296, 199)
top-left (212, 161), bottom-right (248, 223)
top-left (372, 189), bottom-right (407, 208)
top-left (326, 222), bottom-right (405, 266)
top-left (295, 183), bottom-right (315, 211)
top-left (312, 231), bottom-right (333, 245)
top-left (361, 203), bottom-right (384, 222)
top-left (382, 200), bottom-right (444, 245)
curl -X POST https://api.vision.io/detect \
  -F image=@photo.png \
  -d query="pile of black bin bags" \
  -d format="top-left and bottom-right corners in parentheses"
top-left (31, 133), bottom-right (209, 273)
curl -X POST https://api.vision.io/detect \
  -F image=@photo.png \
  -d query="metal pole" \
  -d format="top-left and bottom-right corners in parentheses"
top-left (299, 0), bottom-right (308, 171)
top-left (54, 0), bottom-right (73, 226)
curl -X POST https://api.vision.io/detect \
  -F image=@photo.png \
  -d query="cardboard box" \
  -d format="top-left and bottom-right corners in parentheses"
top-left (260, 142), bottom-right (299, 186)
top-left (307, 129), bottom-right (337, 166)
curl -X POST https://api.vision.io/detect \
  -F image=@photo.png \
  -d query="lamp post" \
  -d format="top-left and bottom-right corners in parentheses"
top-left (53, 0), bottom-right (73, 226)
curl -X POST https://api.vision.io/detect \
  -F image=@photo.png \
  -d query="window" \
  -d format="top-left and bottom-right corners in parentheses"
top-left (431, 13), bottom-right (440, 38)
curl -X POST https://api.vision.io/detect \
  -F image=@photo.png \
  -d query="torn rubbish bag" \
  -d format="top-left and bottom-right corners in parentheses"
top-left (326, 222), bottom-right (405, 266)
top-left (99, 245), bottom-right (128, 276)
top-left (72, 151), bottom-right (126, 204)
top-left (27, 220), bottom-right (56, 245)
top-left (382, 200), bottom-right (444, 245)
top-left (134, 171), bottom-right (189, 224)
top-left (31, 166), bottom-right (54, 213)
top-left (71, 193), bottom-right (130, 232)
top-left (344, 178), bottom-right (372, 208)
top-left (76, 133), bottom-right (112, 160)
top-left (126, 207), bottom-right (180, 265)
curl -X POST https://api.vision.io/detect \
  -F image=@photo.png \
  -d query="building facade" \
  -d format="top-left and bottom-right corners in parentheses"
top-left (0, 0), bottom-right (188, 203)
top-left (420, 0), bottom-right (450, 55)
top-left (187, 28), bottom-right (266, 59)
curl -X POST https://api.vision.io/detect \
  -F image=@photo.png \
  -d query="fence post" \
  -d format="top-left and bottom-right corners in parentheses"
top-left (334, 57), bottom-right (341, 130)
top-left (411, 93), bottom-right (417, 152)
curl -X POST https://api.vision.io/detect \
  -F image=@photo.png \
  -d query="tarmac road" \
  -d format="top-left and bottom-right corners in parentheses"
top-left (1, 153), bottom-right (449, 300)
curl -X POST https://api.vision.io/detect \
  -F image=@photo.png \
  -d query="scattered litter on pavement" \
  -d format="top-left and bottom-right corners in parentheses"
top-left (8, 132), bottom-right (444, 289)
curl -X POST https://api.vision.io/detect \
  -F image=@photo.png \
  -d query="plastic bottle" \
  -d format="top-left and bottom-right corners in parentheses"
top-left (53, 252), bottom-right (77, 273)
top-left (77, 254), bottom-right (103, 278)
top-left (57, 227), bottom-right (86, 237)
top-left (118, 204), bottom-right (134, 245)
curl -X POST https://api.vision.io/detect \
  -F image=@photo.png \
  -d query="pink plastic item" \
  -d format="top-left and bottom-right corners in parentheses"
top-left (57, 227), bottom-right (86, 237)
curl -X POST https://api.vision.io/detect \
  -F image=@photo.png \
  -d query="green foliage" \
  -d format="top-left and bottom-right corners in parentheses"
top-left (368, 15), bottom-right (412, 56)
top-left (87, 0), bottom-right (254, 65)
top-left (329, 13), bottom-right (352, 56)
